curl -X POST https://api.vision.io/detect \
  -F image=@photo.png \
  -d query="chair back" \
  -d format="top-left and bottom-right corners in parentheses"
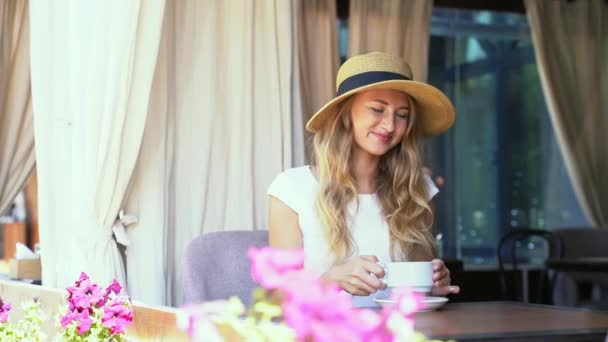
top-left (497, 228), bottom-right (561, 302)
top-left (183, 230), bottom-right (268, 306)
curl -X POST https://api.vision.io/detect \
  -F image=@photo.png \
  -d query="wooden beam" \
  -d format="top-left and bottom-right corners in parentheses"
top-left (434, 0), bottom-right (526, 13)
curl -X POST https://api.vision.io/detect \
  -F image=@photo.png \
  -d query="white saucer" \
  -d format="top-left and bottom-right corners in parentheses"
top-left (373, 296), bottom-right (448, 312)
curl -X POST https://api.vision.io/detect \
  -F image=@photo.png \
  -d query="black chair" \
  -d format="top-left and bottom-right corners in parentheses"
top-left (497, 228), bottom-right (562, 303)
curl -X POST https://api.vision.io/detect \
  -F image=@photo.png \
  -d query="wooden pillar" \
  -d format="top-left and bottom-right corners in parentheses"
top-left (2, 222), bottom-right (26, 259)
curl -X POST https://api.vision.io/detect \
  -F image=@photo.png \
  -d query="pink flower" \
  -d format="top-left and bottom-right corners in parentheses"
top-left (385, 287), bottom-right (424, 316)
top-left (246, 248), bottom-right (397, 341)
top-left (105, 279), bottom-right (122, 296)
top-left (178, 303), bottom-right (225, 339)
top-left (67, 272), bottom-right (107, 310)
top-left (60, 311), bottom-right (76, 328)
top-left (339, 287), bottom-right (424, 341)
top-left (61, 310), bottom-right (93, 334)
top-left (0, 298), bottom-right (11, 323)
top-left (76, 311), bottom-right (93, 334)
top-left (102, 297), bottom-right (134, 335)
top-left (279, 271), bottom-right (385, 342)
top-left (74, 272), bottom-right (89, 287)
top-left (62, 273), bottom-right (132, 337)
top-left (248, 247), bottom-right (304, 289)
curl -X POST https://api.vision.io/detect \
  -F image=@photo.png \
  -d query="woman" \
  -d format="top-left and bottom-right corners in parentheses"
top-left (267, 52), bottom-right (460, 303)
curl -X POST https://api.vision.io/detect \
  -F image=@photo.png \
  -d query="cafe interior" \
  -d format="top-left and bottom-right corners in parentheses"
top-left (1, 0), bottom-right (607, 340)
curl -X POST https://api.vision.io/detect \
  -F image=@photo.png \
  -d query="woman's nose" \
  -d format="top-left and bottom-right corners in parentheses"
top-left (381, 112), bottom-right (395, 132)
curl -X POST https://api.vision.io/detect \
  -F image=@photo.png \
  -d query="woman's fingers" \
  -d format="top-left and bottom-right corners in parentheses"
top-left (430, 258), bottom-right (459, 292)
top-left (431, 285), bottom-right (460, 296)
top-left (432, 259), bottom-right (451, 283)
top-left (355, 269), bottom-right (385, 290)
top-left (435, 276), bottom-right (451, 288)
top-left (343, 267), bottom-right (386, 295)
top-left (361, 260), bottom-right (385, 278)
top-left (432, 259), bottom-right (445, 271)
top-left (433, 267), bottom-right (450, 282)
top-left (344, 277), bottom-right (375, 296)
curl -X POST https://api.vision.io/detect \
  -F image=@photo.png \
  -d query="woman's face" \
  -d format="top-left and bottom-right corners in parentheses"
top-left (349, 89), bottom-right (412, 157)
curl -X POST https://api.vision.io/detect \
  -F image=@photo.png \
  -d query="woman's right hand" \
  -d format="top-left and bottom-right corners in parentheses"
top-left (321, 255), bottom-right (386, 296)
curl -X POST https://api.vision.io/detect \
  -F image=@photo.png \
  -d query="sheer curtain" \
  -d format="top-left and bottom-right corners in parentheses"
top-left (348, 0), bottom-right (433, 82)
top-left (29, 0), bottom-right (165, 288)
top-left (525, 0), bottom-right (608, 227)
top-left (0, 0), bottom-right (34, 216)
top-left (124, 0), bottom-right (300, 305)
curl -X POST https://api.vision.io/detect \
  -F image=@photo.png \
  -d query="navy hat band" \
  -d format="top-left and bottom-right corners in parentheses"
top-left (336, 71), bottom-right (411, 96)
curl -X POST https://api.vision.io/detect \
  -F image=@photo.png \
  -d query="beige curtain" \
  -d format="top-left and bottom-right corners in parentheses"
top-left (525, 0), bottom-right (608, 227)
top-left (124, 0), bottom-right (300, 305)
top-left (297, 0), bottom-right (339, 157)
top-left (0, 0), bottom-right (34, 216)
top-left (348, 0), bottom-right (433, 82)
top-left (30, 0), bottom-right (166, 289)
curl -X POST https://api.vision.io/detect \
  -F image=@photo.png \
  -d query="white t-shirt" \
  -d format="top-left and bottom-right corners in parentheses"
top-left (267, 165), bottom-right (439, 273)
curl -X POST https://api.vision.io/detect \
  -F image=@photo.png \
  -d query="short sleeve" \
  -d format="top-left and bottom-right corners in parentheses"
top-left (268, 171), bottom-right (300, 213)
top-left (423, 174), bottom-right (439, 201)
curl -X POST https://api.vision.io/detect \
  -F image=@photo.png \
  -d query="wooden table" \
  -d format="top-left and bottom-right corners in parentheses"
top-left (4, 280), bottom-right (608, 341)
top-left (414, 302), bottom-right (608, 341)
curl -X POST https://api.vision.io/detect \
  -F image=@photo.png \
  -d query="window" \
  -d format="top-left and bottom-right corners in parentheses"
top-left (426, 8), bottom-right (589, 265)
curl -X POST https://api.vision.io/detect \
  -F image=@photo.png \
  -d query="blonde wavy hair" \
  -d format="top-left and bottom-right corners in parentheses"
top-left (311, 94), bottom-right (437, 264)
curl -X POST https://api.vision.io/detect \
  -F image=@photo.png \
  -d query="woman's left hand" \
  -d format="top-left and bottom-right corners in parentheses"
top-left (430, 259), bottom-right (460, 296)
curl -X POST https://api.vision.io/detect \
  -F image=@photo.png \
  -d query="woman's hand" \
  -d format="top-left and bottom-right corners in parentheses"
top-left (321, 255), bottom-right (386, 296)
top-left (430, 259), bottom-right (460, 296)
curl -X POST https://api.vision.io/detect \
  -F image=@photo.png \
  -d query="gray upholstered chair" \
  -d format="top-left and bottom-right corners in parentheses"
top-left (183, 230), bottom-right (268, 306)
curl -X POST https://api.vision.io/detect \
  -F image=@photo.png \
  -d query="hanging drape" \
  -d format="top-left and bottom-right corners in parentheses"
top-left (348, 0), bottom-right (433, 82)
top-left (0, 0), bottom-right (34, 216)
top-left (525, 0), bottom-right (608, 227)
top-left (30, 0), bottom-right (165, 288)
top-left (124, 0), bottom-right (301, 305)
top-left (297, 0), bottom-right (339, 157)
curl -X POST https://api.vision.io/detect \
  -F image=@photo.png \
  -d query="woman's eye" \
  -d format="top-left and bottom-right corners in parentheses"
top-left (397, 113), bottom-right (410, 120)
top-left (371, 107), bottom-right (383, 113)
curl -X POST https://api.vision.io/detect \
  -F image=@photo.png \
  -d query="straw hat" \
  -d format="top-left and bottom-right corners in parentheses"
top-left (306, 52), bottom-right (455, 136)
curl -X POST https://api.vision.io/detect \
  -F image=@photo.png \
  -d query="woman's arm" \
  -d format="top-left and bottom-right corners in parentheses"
top-left (269, 195), bottom-right (385, 295)
top-left (268, 196), bottom-right (303, 249)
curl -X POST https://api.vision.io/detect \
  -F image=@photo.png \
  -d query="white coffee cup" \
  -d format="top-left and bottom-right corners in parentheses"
top-left (378, 261), bottom-right (433, 293)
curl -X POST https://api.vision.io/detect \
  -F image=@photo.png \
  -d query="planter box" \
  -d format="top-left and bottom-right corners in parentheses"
top-left (9, 258), bottom-right (41, 280)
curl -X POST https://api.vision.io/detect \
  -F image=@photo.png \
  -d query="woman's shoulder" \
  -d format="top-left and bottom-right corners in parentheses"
top-left (278, 165), bottom-right (312, 180)
top-left (268, 165), bottom-right (315, 194)
top-left (268, 165), bottom-right (316, 213)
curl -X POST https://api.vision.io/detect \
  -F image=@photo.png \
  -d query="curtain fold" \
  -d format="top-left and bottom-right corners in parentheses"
top-left (348, 0), bottom-right (433, 82)
top-left (296, 0), bottom-right (339, 158)
top-left (0, 0), bottom-right (35, 216)
top-left (525, 0), bottom-right (608, 227)
top-left (124, 0), bottom-right (300, 305)
top-left (30, 0), bottom-right (166, 288)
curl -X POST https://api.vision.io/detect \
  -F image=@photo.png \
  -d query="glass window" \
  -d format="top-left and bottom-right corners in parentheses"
top-left (426, 8), bottom-right (589, 265)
